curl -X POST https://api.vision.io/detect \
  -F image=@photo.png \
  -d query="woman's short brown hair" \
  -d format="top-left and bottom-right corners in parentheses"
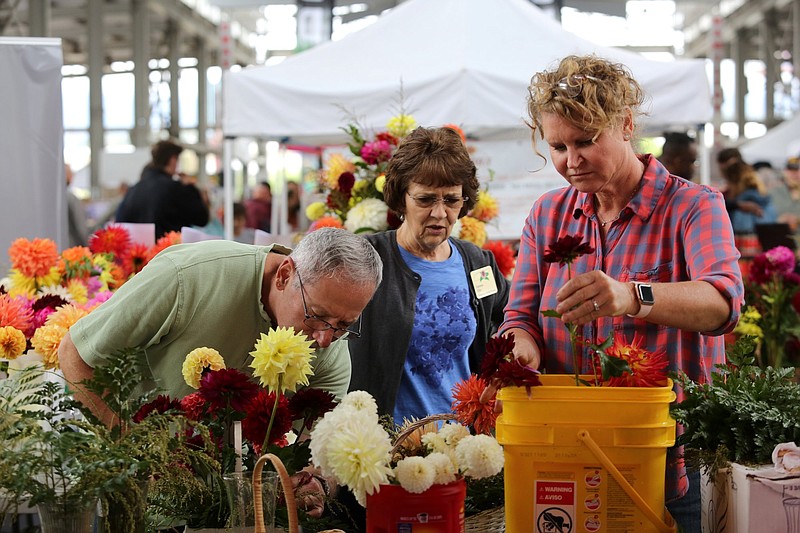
top-left (383, 127), bottom-right (479, 218)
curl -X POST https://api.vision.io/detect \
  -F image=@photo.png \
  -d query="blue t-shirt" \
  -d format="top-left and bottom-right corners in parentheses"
top-left (393, 243), bottom-right (477, 424)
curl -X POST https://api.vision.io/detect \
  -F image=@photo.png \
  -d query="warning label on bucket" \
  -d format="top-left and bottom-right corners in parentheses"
top-left (534, 480), bottom-right (575, 532)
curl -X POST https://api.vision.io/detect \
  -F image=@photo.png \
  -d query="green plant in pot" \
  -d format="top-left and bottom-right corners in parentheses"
top-left (0, 348), bottom-right (200, 533)
top-left (671, 335), bottom-right (800, 474)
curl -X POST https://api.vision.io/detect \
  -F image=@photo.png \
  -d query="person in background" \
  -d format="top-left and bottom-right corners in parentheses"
top-left (65, 163), bottom-right (90, 247)
top-left (348, 126), bottom-right (509, 423)
top-left (658, 131), bottom-right (698, 182)
top-left (721, 161), bottom-right (777, 235)
top-left (715, 147), bottom-right (765, 222)
top-left (716, 147), bottom-right (743, 175)
top-left (244, 182), bottom-right (272, 232)
top-left (116, 140), bottom-right (209, 237)
top-left (500, 55), bottom-right (743, 533)
top-left (286, 181), bottom-right (302, 231)
top-left (198, 202), bottom-right (255, 244)
top-left (59, 227), bottom-right (383, 518)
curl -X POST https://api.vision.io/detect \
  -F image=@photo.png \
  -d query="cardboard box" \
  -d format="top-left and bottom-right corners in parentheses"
top-left (701, 462), bottom-right (800, 533)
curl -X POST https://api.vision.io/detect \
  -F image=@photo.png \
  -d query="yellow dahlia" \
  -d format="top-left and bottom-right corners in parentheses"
top-left (45, 303), bottom-right (88, 329)
top-left (325, 154), bottom-right (356, 189)
top-left (8, 238), bottom-right (59, 278)
top-left (458, 216), bottom-right (487, 248)
top-left (31, 324), bottom-right (67, 370)
top-left (734, 307), bottom-right (763, 338)
top-left (66, 279), bottom-right (89, 305)
top-left (250, 327), bottom-right (315, 393)
top-left (182, 347), bottom-right (226, 389)
top-left (386, 114), bottom-right (417, 138)
top-left (305, 202), bottom-right (328, 222)
top-left (0, 326), bottom-right (26, 360)
top-left (470, 191), bottom-right (499, 223)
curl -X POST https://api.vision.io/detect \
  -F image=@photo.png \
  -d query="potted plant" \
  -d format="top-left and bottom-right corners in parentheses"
top-left (0, 348), bottom-right (194, 533)
top-left (671, 336), bottom-right (800, 532)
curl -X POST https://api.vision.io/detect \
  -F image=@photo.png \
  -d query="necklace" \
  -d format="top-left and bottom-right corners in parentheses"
top-left (595, 179), bottom-right (642, 228)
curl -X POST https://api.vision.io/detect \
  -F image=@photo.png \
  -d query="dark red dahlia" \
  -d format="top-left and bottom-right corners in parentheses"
top-left (243, 390), bottom-right (292, 451)
top-left (543, 235), bottom-right (595, 266)
top-left (133, 394), bottom-right (181, 423)
top-left (479, 332), bottom-right (516, 381)
top-left (288, 388), bottom-right (337, 430)
top-left (198, 368), bottom-right (259, 412)
top-left (338, 172), bottom-right (356, 195)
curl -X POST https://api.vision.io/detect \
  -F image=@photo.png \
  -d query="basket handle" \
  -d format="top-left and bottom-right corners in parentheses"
top-left (390, 413), bottom-right (456, 456)
top-left (577, 429), bottom-right (676, 533)
top-left (253, 453), bottom-right (298, 533)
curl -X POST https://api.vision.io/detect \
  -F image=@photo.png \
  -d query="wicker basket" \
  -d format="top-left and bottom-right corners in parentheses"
top-left (465, 505), bottom-right (506, 533)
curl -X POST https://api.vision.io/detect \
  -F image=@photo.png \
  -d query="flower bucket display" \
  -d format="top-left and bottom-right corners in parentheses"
top-left (496, 375), bottom-right (677, 533)
top-left (366, 478), bottom-right (467, 533)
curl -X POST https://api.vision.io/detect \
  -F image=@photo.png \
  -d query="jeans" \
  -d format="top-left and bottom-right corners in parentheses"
top-left (666, 469), bottom-right (702, 533)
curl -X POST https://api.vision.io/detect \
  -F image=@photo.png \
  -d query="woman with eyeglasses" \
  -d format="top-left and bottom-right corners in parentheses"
top-left (347, 126), bottom-right (509, 425)
top-left (499, 55), bottom-right (743, 533)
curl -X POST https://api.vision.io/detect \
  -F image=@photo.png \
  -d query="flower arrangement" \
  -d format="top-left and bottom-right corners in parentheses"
top-left (308, 389), bottom-right (505, 508)
top-left (0, 227), bottom-right (182, 370)
top-left (303, 113), bottom-right (514, 273)
top-left (734, 245), bottom-right (800, 369)
top-left (142, 327), bottom-right (337, 529)
top-left (537, 234), bottom-right (668, 387)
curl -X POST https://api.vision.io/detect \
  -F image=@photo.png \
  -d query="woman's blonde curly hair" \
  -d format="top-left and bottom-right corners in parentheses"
top-left (526, 55), bottom-right (647, 144)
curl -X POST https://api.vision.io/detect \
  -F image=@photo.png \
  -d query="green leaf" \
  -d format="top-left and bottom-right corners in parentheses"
top-left (541, 309), bottom-right (562, 318)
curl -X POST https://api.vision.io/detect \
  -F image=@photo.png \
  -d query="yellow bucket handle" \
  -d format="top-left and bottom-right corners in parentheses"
top-left (577, 429), bottom-right (676, 533)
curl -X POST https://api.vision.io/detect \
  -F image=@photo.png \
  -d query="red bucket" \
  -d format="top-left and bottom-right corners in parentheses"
top-left (366, 479), bottom-right (466, 532)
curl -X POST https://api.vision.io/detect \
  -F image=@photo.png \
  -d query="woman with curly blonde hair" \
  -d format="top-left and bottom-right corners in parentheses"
top-left (498, 55), bottom-right (744, 533)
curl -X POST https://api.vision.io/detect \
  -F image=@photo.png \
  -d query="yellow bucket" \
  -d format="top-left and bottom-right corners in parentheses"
top-left (496, 375), bottom-right (677, 533)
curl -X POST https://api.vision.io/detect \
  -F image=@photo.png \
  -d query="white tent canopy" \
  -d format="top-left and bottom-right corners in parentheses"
top-left (740, 114), bottom-right (800, 169)
top-left (223, 0), bottom-right (712, 145)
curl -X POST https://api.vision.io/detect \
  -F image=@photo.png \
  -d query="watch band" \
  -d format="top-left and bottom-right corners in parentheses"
top-left (627, 282), bottom-right (654, 319)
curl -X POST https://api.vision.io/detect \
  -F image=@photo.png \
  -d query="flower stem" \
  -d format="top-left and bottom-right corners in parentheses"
top-left (261, 376), bottom-right (283, 452)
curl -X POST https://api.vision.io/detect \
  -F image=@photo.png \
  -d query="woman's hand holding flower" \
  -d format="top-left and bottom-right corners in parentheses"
top-left (555, 270), bottom-right (638, 325)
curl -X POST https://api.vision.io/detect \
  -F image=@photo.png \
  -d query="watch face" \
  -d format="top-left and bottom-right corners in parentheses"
top-left (638, 283), bottom-right (655, 305)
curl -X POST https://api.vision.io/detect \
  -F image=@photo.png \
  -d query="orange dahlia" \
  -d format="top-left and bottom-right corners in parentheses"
top-left (45, 303), bottom-right (88, 330)
top-left (602, 332), bottom-right (668, 387)
top-left (308, 216), bottom-right (344, 232)
top-left (8, 238), bottom-right (59, 278)
top-left (0, 294), bottom-right (33, 333)
top-left (148, 232), bottom-right (182, 261)
top-left (31, 324), bottom-right (67, 370)
top-left (123, 243), bottom-right (151, 277)
top-left (61, 246), bottom-right (94, 279)
top-left (452, 374), bottom-right (498, 435)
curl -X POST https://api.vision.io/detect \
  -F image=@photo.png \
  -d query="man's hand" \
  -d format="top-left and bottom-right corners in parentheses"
top-left (291, 470), bottom-right (326, 518)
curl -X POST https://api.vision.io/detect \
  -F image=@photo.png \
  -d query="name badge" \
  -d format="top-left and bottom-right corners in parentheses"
top-left (470, 266), bottom-right (498, 299)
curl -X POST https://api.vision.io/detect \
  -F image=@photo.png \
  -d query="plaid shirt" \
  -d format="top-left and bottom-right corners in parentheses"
top-left (502, 154), bottom-right (744, 501)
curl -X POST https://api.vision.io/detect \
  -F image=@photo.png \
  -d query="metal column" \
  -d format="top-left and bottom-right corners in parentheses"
top-left (132, 0), bottom-right (150, 147)
top-left (88, 0), bottom-right (104, 196)
top-left (733, 28), bottom-right (747, 139)
top-left (168, 19), bottom-right (181, 140)
top-left (197, 36), bottom-right (208, 183)
top-left (28, 0), bottom-right (50, 36)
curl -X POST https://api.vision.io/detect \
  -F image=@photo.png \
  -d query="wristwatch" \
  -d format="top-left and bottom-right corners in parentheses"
top-left (627, 282), bottom-right (654, 319)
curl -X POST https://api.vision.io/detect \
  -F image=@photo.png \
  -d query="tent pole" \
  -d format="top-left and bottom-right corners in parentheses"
top-left (223, 137), bottom-right (234, 240)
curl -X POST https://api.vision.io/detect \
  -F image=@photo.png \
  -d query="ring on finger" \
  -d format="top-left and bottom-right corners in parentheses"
top-left (592, 299), bottom-right (600, 312)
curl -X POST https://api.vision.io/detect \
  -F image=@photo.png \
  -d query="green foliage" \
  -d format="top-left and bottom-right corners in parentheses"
top-left (0, 350), bottom-right (197, 532)
top-left (670, 335), bottom-right (800, 468)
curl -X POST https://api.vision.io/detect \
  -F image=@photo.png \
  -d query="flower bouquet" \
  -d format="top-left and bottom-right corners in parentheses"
top-left (0, 227), bottom-right (183, 372)
top-left (308, 390), bottom-right (505, 531)
top-left (734, 245), bottom-right (800, 369)
top-left (303, 111), bottom-right (514, 273)
top-left (143, 327), bottom-right (342, 531)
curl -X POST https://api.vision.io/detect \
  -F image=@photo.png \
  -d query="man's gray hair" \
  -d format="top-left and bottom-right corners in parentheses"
top-left (291, 228), bottom-right (383, 289)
